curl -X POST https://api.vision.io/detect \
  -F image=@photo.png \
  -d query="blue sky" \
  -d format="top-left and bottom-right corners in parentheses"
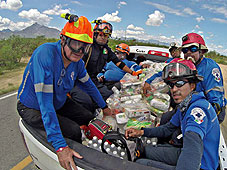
top-left (0, 0), bottom-right (227, 55)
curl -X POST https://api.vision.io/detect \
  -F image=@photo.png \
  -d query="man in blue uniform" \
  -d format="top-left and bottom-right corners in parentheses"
top-left (97, 43), bottom-right (142, 90)
top-left (181, 32), bottom-right (226, 123)
top-left (17, 14), bottom-right (112, 170)
top-left (126, 59), bottom-right (220, 170)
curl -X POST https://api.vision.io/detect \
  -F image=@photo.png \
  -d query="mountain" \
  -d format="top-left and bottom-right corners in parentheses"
top-left (0, 23), bottom-right (60, 39)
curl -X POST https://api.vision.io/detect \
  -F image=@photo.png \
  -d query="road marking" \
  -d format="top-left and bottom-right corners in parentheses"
top-left (0, 92), bottom-right (17, 100)
top-left (11, 155), bottom-right (32, 170)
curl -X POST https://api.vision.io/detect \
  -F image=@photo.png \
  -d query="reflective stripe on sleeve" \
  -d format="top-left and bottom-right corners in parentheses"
top-left (78, 72), bottom-right (90, 83)
top-left (205, 86), bottom-right (224, 95)
top-left (34, 83), bottom-right (53, 93)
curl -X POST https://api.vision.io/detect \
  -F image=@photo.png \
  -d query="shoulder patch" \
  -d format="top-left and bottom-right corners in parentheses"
top-left (103, 48), bottom-right (108, 54)
top-left (190, 107), bottom-right (206, 124)
top-left (212, 68), bottom-right (221, 82)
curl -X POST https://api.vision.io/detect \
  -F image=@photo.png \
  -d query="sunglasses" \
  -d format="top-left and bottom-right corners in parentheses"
top-left (167, 80), bottom-right (189, 89)
top-left (66, 38), bottom-right (91, 54)
top-left (98, 32), bottom-right (109, 37)
top-left (181, 46), bottom-right (199, 54)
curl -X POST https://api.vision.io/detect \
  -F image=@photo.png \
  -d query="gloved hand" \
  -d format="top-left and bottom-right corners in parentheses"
top-left (131, 70), bottom-right (142, 76)
top-left (97, 75), bottom-right (105, 82)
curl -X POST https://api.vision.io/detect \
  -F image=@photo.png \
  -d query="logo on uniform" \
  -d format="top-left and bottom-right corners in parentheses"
top-left (212, 68), bottom-right (221, 82)
top-left (190, 108), bottom-right (206, 124)
top-left (103, 48), bottom-right (108, 54)
top-left (71, 71), bottom-right (74, 81)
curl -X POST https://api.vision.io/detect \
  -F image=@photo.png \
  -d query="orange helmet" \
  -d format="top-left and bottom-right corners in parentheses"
top-left (181, 33), bottom-right (208, 53)
top-left (116, 43), bottom-right (130, 55)
top-left (92, 19), bottom-right (112, 35)
top-left (61, 15), bottom-right (93, 44)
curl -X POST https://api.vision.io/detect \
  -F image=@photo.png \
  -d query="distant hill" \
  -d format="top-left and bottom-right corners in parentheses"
top-left (0, 23), bottom-right (60, 39)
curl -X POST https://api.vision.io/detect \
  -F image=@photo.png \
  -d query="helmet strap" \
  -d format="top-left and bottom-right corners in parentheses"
top-left (61, 36), bottom-right (72, 62)
top-left (195, 44), bottom-right (203, 65)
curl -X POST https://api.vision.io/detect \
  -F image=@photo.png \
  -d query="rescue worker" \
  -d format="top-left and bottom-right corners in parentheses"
top-left (97, 43), bottom-right (142, 90)
top-left (17, 14), bottom-right (112, 170)
top-left (181, 32), bottom-right (226, 123)
top-left (70, 20), bottom-right (141, 113)
top-left (126, 58), bottom-right (220, 170)
top-left (143, 42), bottom-right (181, 95)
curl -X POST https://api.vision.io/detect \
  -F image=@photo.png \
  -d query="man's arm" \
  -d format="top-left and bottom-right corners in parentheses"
top-left (126, 122), bottom-right (177, 139)
top-left (176, 131), bottom-right (203, 170)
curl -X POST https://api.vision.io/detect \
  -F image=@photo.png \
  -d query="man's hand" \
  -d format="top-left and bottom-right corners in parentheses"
top-left (102, 107), bottom-right (115, 117)
top-left (143, 82), bottom-right (151, 95)
top-left (57, 146), bottom-right (82, 170)
top-left (97, 75), bottom-right (105, 83)
top-left (132, 70), bottom-right (142, 76)
top-left (125, 128), bottom-right (144, 139)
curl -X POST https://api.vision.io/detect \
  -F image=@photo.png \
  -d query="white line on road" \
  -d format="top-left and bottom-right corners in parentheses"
top-left (0, 92), bottom-right (17, 100)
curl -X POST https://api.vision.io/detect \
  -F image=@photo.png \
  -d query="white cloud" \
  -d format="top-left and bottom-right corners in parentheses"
top-left (0, 16), bottom-right (33, 31)
top-left (0, 0), bottom-right (22, 11)
top-left (196, 16), bottom-right (204, 22)
top-left (146, 10), bottom-right (165, 26)
top-left (71, 1), bottom-right (83, 6)
top-left (18, 9), bottom-right (52, 25)
top-left (43, 5), bottom-right (70, 15)
top-left (183, 8), bottom-right (197, 15)
top-left (202, 4), bottom-right (227, 18)
top-left (127, 24), bottom-right (144, 31)
top-left (144, 2), bottom-right (183, 16)
top-left (118, 1), bottom-right (127, 9)
top-left (198, 31), bottom-right (203, 34)
top-left (211, 18), bottom-right (227, 24)
top-left (97, 11), bottom-right (121, 22)
top-left (126, 29), bottom-right (144, 35)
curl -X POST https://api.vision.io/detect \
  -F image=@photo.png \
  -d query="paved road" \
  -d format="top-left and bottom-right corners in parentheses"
top-left (0, 92), bottom-right (36, 170)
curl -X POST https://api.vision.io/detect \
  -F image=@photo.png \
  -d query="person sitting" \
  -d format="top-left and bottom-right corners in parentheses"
top-left (97, 43), bottom-right (142, 90)
top-left (126, 58), bottom-right (220, 170)
top-left (17, 14), bottom-right (113, 170)
top-left (143, 42), bottom-right (181, 95)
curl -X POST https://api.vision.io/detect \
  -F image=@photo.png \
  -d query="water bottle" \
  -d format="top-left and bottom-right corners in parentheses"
top-left (87, 140), bottom-right (93, 147)
top-left (120, 151), bottom-right (127, 160)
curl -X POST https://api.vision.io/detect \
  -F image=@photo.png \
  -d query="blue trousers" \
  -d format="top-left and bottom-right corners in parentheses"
top-left (136, 143), bottom-right (181, 170)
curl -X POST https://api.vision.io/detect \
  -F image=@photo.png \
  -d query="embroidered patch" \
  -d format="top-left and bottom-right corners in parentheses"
top-left (190, 107), bottom-right (206, 124)
top-left (71, 71), bottom-right (74, 81)
top-left (103, 48), bottom-right (108, 54)
top-left (212, 68), bottom-right (221, 82)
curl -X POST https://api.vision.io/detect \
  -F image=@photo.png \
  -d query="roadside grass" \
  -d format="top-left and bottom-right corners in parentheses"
top-left (0, 63), bottom-right (27, 95)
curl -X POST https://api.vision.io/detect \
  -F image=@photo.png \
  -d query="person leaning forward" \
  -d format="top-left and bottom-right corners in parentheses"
top-left (126, 59), bottom-right (220, 170)
top-left (17, 14), bottom-right (112, 170)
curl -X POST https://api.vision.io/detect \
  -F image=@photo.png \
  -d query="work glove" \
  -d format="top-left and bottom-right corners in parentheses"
top-left (131, 70), bottom-right (142, 76)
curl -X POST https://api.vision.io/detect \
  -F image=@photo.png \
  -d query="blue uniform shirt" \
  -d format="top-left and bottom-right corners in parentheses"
top-left (196, 57), bottom-right (227, 108)
top-left (97, 59), bottom-right (142, 81)
top-left (17, 40), bottom-right (106, 150)
top-left (171, 92), bottom-right (220, 170)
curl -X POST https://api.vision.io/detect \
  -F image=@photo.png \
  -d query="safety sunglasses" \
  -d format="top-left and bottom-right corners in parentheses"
top-left (181, 46), bottom-right (199, 54)
top-left (57, 68), bottom-right (66, 86)
top-left (167, 80), bottom-right (189, 89)
top-left (98, 32), bottom-right (110, 37)
top-left (66, 38), bottom-right (91, 55)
